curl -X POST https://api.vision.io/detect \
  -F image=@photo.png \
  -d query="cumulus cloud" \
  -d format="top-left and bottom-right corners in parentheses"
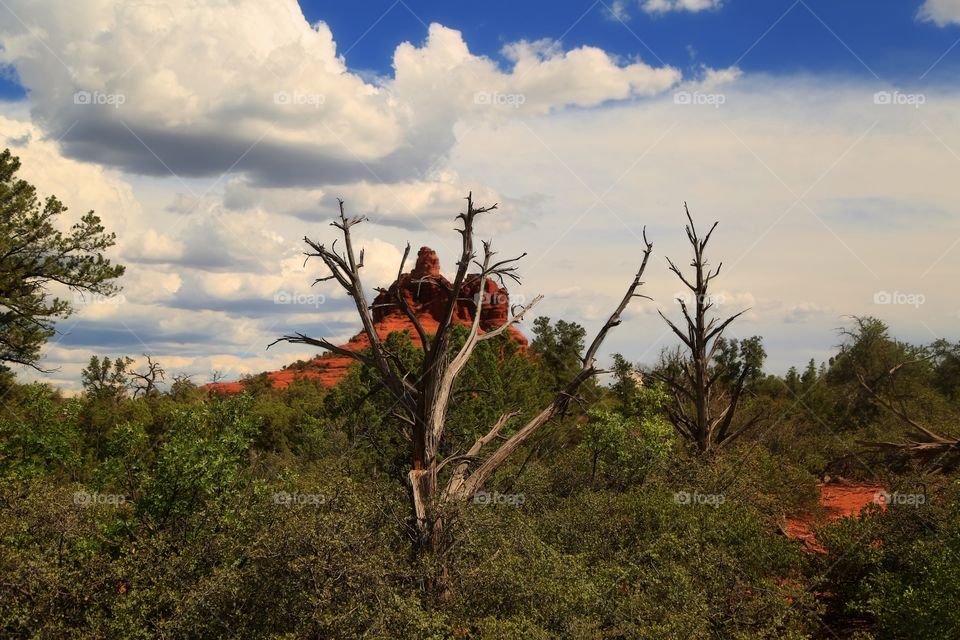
top-left (680, 65), bottom-right (743, 92)
top-left (222, 171), bottom-right (509, 232)
top-left (497, 39), bottom-right (680, 109)
top-left (783, 303), bottom-right (831, 325)
top-left (449, 76), bottom-right (960, 370)
top-left (606, 1), bottom-right (633, 21)
top-left (0, 0), bottom-right (402, 182)
top-left (607, 0), bottom-right (724, 18)
top-left (114, 269), bottom-right (182, 305)
top-left (642, 0), bottom-right (723, 14)
top-left (126, 229), bottom-right (185, 262)
top-left (0, 115), bottom-right (138, 239)
top-left (2, 3), bottom-right (958, 389)
top-left (0, 110), bottom-right (402, 388)
top-left (0, 2), bottom-right (679, 189)
top-left (918, 0), bottom-right (960, 26)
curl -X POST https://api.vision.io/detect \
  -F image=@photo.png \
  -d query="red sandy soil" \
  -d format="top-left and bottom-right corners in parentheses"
top-left (784, 481), bottom-right (885, 552)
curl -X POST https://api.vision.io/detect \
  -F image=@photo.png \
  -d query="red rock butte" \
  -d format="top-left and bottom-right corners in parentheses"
top-left (206, 247), bottom-right (528, 394)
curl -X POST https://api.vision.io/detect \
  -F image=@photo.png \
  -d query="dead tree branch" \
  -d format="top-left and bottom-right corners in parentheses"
top-left (273, 194), bottom-right (655, 600)
top-left (653, 204), bottom-right (759, 453)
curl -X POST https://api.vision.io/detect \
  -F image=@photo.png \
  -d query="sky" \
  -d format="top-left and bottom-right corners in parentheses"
top-left (0, 0), bottom-right (959, 393)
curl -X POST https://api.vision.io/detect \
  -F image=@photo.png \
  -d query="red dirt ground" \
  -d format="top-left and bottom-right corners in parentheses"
top-left (784, 481), bottom-right (885, 553)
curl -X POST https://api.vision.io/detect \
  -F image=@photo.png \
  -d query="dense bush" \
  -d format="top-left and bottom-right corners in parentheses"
top-left (816, 479), bottom-right (960, 639)
top-left (0, 317), bottom-right (958, 637)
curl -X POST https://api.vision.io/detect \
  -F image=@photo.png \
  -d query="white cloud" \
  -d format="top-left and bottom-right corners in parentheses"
top-left (681, 65), bottom-right (743, 92)
top-left (606, 0), bottom-right (632, 21)
top-left (1, 3), bottom-right (958, 388)
top-left (198, 272), bottom-right (267, 300)
top-left (642, 0), bottom-right (723, 14)
top-left (127, 229), bottom-right (185, 262)
top-left (353, 238), bottom-right (406, 291)
top-left (0, 114), bottom-right (138, 239)
top-left (0, 0), bottom-right (402, 170)
top-left (222, 172), bottom-right (503, 231)
top-left (782, 303), bottom-right (831, 325)
top-left (918, 0), bottom-right (960, 26)
top-left (0, 4), bottom-right (680, 188)
top-left (448, 76), bottom-right (960, 370)
top-left (497, 38), bottom-right (680, 110)
top-left (123, 270), bottom-right (183, 304)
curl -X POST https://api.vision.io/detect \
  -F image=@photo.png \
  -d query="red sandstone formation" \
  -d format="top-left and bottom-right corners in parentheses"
top-left (206, 247), bottom-right (527, 394)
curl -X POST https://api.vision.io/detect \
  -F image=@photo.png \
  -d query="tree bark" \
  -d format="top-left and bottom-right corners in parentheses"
top-left (655, 204), bottom-right (754, 453)
top-left (274, 194), bottom-right (655, 601)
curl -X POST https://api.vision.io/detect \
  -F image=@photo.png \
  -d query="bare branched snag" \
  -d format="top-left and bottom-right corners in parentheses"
top-left (655, 204), bottom-right (761, 453)
top-left (273, 194), bottom-right (654, 596)
top-left (130, 354), bottom-right (166, 398)
top-left (857, 368), bottom-right (960, 470)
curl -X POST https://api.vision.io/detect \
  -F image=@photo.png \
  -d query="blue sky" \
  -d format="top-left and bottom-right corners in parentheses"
top-left (2, 0), bottom-right (959, 102)
top-left (302, 0), bottom-right (960, 83)
top-left (0, 0), bottom-right (958, 391)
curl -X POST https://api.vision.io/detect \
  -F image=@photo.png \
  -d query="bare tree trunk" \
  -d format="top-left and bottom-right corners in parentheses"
top-left (655, 204), bottom-right (760, 453)
top-left (274, 194), bottom-right (655, 602)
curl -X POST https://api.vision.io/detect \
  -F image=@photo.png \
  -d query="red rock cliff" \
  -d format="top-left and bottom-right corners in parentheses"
top-left (206, 247), bottom-right (527, 394)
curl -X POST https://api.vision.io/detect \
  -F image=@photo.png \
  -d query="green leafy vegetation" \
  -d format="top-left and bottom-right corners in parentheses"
top-left (0, 150), bottom-right (124, 373)
top-left (1, 154), bottom-right (958, 637)
top-left (0, 316), bottom-right (956, 638)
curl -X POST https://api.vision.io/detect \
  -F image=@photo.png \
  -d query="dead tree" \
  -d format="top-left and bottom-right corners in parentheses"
top-left (130, 354), bottom-right (165, 398)
top-left (654, 204), bottom-right (758, 453)
top-left (857, 367), bottom-right (960, 470)
top-left (272, 194), bottom-right (654, 586)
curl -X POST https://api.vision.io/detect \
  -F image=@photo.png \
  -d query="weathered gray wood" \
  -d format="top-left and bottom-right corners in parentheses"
top-left (655, 204), bottom-right (757, 453)
top-left (274, 193), bottom-right (655, 599)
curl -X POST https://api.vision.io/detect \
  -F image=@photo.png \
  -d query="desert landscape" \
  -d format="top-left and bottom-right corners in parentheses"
top-left (1, 1), bottom-right (958, 638)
